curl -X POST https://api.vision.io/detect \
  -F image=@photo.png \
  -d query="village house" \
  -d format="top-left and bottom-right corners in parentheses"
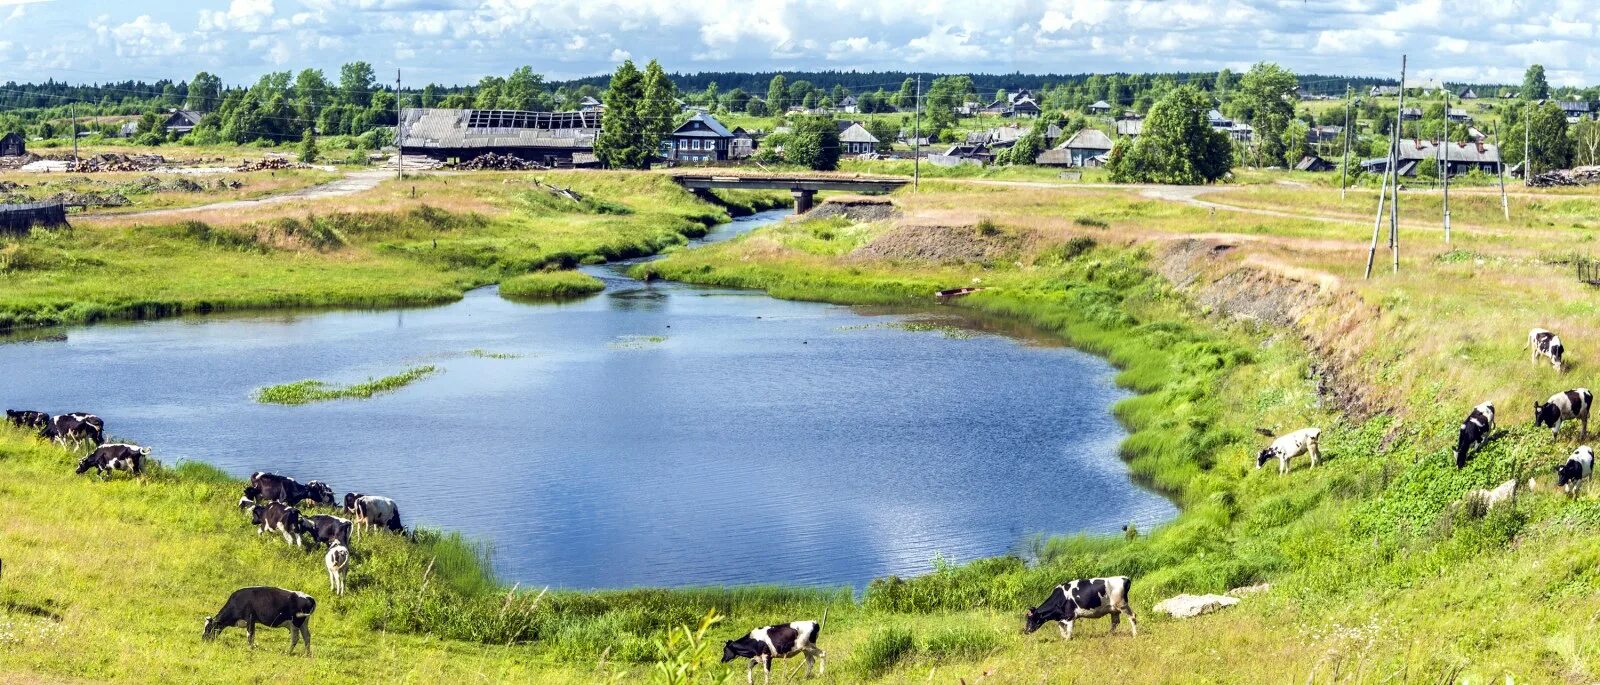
top-left (578, 96), bottom-right (604, 112)
top-left (1228, 122), bottom-right (1254, 142)
top-left (1006, 97), bottom-right (1042, 118)
top-left (0, 131), bottom-right (24, 157)
top-left (665, 112), bottom-right (735, 162)
top-left (729, 127), bottom-right (756, 159)
top-left (1370, 85), bottom-right (1400, 97)
top-left (838, 121), bottom-right (880, 155)
top-left (1294, 155), bottom-right (1336, 172)
top-left (397, 107), bottom-right (602, 166)
top-left (1207, 109), bottom-right (1232, 129)
top-left (1115, 118), bottom-right (1144, 137)
top-left (1037, 128), bottom-right (1114, 167)
top-left (1399, 107), bottom-right (1422, 121)
top-left (1458, 88), bottom-right (1479, 100)
top-left (1308, 125), bottom-right (1343, 144)
top-left (966, 123), bottom-right (1061, 150)
top-left (1558, 100), bottom-right (1595, 122)
top-left (1360, 139), bottom-right (1501, 176)
top-left (164, 110), bottom-right (205, 137)
top-left (1087, 100), bottom-right (1112, 115)
top-left (1446, 108), bottom-right (1472, 123)
top-left (837, 95), bottom-right (858, 114)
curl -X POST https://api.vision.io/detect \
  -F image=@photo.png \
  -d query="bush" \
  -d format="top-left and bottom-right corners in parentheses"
top-left (923, 625), bottom-right (1001, 661)
top-left (852, 627), bottom-right (916, 677)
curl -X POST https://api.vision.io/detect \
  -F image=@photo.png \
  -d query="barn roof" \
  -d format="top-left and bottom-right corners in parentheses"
top-left (397, 108), bottom-right (600, 150)
top-left (1397, 139), bottom-right (1501, 163)
top-left (673, 112), bottom-right (733, 138)
top-left (1061, 128), bottom-right (1114, 151)
top-left (838, 121), bottom-right (879, 143)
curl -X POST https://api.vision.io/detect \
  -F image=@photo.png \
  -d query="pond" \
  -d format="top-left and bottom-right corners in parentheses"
top-left (0, 210), bottom-right (1176, 589)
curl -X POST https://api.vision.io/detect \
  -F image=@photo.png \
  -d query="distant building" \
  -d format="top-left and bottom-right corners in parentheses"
top-left (1446, 108), bottom-right (1472, 123)
top-left (837, 121), bottom-right (880, 155)
top-left (1087, 100), bottom-right (1112, 115)
top-left (1370, 85), bottom-right (1401, 97)
top-left (1294, 155), bottom-right (1335, 172)
top-left (1558, 100), bottom-right (1595, 121)
top-left (1207, 109), bottom-right (1233, 129)
top-left (1038, 128), bottom-right (1114, 167)
top-left (730, 127), bottom-right (756, 159)
top-left (666, 112), bottom-right (735, 162)
top-left (1006, 97), bottom-right (1042, 118)
top-left (1228, 122), bottom-right (1254, 142)
top-left (838, 95), bottom-right (858, 114)
top-left (0, 131), bottom-right (24, 157)
top-left (1115, 118), bottom-right (1144, 137)
top-left (1399, 107), bottom-right (1423, 121)
top-left (397, 107), bottom-right (601, 166)
top-left (1360, 140), bottom-right (1501, 176)
top-left (163, 110), bottom-right (205, 137)
top-left (1458, 88), bottom-right (1479, 100)
top-left (1308, 125), bottom-right (1343, 144)
top-left (578, 96), bottom-right (604, 112)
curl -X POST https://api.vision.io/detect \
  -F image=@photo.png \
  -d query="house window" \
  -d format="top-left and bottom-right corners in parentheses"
top-left (692, 139), bottom-right (701, 150)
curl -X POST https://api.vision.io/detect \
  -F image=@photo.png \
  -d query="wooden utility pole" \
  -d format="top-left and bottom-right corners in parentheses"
top-left (913, 75), bottom-right (921, 190)
top-left (396, 69), bottom-right (403, 180)
top-left (71, 102), bottom-right (78, 168)
top-left (1441, 84), bottom-right (1451, 244)
top-left (1495, 120), bottom-right (1510, 220)
top-left (1525, 102), bottom-right (1533, 187)
top-left (1340, 84), bottom-right (1352, 200)
top-left (1390, 56), bottom-right (1405, 272)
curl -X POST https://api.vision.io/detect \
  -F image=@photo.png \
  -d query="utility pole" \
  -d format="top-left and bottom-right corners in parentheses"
top-left (1340, 84), bottom-right (1352, 200)
top-left (1391, 56), bottom-right (1405, 273)
top-left (1495, 120), bottom-right (1510, 220)
top-left (71, 102), bottom-right (79, 168)
top-left (1525, 102), bottom-right (1532, 188)
top-left (1441, 84), bottom-right (1451, 244)
top-left (912, 75), bottom-right (925, 189)
top-left (396, 69), bottom-right (403, 180)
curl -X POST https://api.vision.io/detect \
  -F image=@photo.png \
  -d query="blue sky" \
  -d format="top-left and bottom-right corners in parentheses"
top-left (3, 0), bottom-right (1597, 87)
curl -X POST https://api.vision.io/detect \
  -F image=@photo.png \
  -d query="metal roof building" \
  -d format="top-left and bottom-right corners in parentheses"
top-left (397, 108), bottom-right (600, 166)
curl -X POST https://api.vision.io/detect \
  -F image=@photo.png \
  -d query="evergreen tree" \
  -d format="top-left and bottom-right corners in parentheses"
top-left (298, 127), bottom-right (319, 163)
top-left (595, 60), bottom-right (648, 169)
top-left (640, 60), bottom-right (679, 157)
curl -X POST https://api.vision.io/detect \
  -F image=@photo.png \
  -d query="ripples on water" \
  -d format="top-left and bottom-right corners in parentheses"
top-left (0, 210), bottom-right (1175, 589)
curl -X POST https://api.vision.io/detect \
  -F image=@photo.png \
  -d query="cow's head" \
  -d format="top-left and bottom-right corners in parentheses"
top-left (74, 455), bottom-right (96, 475)
top-left (1255, 448), bottom-right (1277, 469)
top-left (4, 410), bottom-right (18, 420)
top-left (343, 492), bottom-right (362, 513)
top-left (202, 616), bottom-right (218, 641)
top-left (1534, 402), bottom-right (1559, 429)
top-left (248, 505), bottom-right (266, 526)
top-left (1022, 607), bottom-right (1048, 634)
top-left (306, 481), bottom-right (335, 506)
top-left (1557, 460), bottom-right (1584, 488)
top-left (1552, 344), bottom-right (1566, 371)
top-left (721, 640), bottom-right (740, 663)
top-left (242, 486), bottom-right (261, 502)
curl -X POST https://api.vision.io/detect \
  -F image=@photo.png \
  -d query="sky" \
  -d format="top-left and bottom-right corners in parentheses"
top-left (3, 0), bottom-right (1598, 88)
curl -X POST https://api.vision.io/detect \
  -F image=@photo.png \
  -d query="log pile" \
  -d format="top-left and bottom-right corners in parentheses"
top-left (1528, 166), bottom-right (1600, 187)
top-left (234, 157), bottom-right (309, 172)
top-left (379, 154), bottom-right (444, 171)
top-left (454, 153), bottom-right (544, 171)
top-left (71, 153), bottom-right (167, 172)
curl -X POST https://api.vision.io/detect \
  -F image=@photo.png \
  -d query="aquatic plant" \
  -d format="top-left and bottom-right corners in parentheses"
top-left (254, 365), bottom-right (438, 405)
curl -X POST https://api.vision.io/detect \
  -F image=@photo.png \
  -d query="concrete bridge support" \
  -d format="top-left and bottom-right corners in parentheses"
top-left (790, 189), bottom-right (816, 214)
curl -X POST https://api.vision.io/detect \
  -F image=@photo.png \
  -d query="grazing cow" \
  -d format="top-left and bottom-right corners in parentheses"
top-left (1534, 388), bottom-right (1593, 439)
top-left (325, 542), bottom-right (349, 596)
top-left (298, 514), bottom-right (352, 549)
top-left (1255, 427), bottom-right (1322, 475)
top-left (1557, 446), bottom-right (1595, 496)
top-left (249, 502), bottom-right (304, 548)
top-left (1456, 402), bottom-right (1496, 468)
top-left (1529, 328), bottom-right (1566, 373)
top-left (5, 410), bottom-right (49, 430)
top-left (242, 472), bottom-right (335, 508)
top-left (1465, 478), bottom-right (1520, 510)
top-left (75, 443), bottom-right (149, 477)
top-left (202, 586), bottom-right (315, 655)
top-left (43, 413), bottom-right (104, 446)
top-left (343, 493), bottom-right (403, 534)
top-left (1024, 577), bottom-right (1138, 640)
top-left (721, 621), bottom-right (824, 685)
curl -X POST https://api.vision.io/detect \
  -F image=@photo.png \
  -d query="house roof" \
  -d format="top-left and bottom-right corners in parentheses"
top-left (1447, 108), bottom-right (1470, 118)
top-left (1088, 100), bottom-right (1111, 109)
top-left (1400, 107), bottom-right (1422, 116)
top-left (1060, 128), bottom-right (1114, 151)
top-left (1397, 139), bottom-right (1501, 163)
top-left (1558, 100), bottom-right (1593, 112)
top-left (397, 108), bottom-right (600, 150)
top-left (673, 112), bottom-right (734, 138)
top-left (165, 110), bottom-right (204, 128)
top-left (579, 96), bottom-right (602, 106)
top-left (1370, 85), bottom-right (1400, 96)
top-left (1294, 155), bottom-right (1332, 171)
top-left (838, 121), bottom-right (879, 144)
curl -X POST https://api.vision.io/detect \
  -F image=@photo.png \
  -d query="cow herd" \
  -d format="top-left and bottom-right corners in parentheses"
top-left (4, 406), bottom-right (412, 655)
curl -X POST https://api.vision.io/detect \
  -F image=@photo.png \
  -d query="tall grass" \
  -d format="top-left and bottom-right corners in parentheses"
top-left (255, 365), bottom-right (438, 404)
top-left (499, 270), bottom-right (605, 300)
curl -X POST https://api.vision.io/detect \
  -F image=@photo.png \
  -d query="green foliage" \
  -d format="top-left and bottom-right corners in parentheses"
top-left (1234, 62), bottom-right (1299, 165)
top-left (596, 61), bottom-right (650, 170)
top-left (640, 61), bottom-right (680, 157)
top-left (1505, 101), bottom-right (1573, 171)
top-left (852, 627), bottom-right (917, 677)
top-left (785, 115), bottom-right (841, 171)
top-left (648, 610), bottom-right (728, 685)
top-left (254, 365), bottom-right (438, 404)
top-left (499, 270), bottom-right (605, 300)
top-left (1008, 122), bottom-right (1047, 165)
top-left (1109, 86), bottom-right (1232, 184)
top-left (297, 127), bottom-right (318, 164)
top-left (1522, 64), bottom-right (1551, 100)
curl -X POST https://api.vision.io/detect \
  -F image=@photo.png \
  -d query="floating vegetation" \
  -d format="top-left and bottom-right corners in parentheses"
top-left (609, 335), bottom-right (668, 350)
top-left (255, 365), bottom-right (439, 405)
top-left (834, 321), bottom-right (981, 339)
top-left (466, 349), bottom-right (522, 359)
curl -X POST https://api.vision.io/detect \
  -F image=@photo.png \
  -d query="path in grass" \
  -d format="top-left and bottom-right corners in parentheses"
top-left (255, 365), bottom-right (438, 405)
top-left (93, 169), bottom-right (390, 221)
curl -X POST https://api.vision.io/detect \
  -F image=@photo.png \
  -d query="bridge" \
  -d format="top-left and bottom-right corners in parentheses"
top-left (672, 173), bottom-right (909, 214)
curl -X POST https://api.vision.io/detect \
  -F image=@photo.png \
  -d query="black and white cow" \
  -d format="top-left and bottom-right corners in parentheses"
top-left (42, 413), bottom-right (104, 446)
top-left (1534, 388), bottom-right (1593, 439)
top-left (249, 502), bottom-right (304, 548)
top-left (298, 514), bottom-right (352, 549)
top-left (1529, 328), bottom-right (1566, 373)
top-left (75, 443), bottom-right (148, 477)
top-left (721, 621), bottom-right (824, 685)
top-left (1255, 427), bottom-right (1322, 475)
top-left (1556, 445), bottom-right (1595, 496)
top-left (343, 493), bottom-right (403, 534)
top-left (202, 586), bottom-right (316, 655)
top-left (5, 410), bottom-right (50, 430)
top-left (1023, 577), bottom-right (1138, 641)
top-left (1456, 401), bottom-right (1495, 468)
top-left (242, 472), bottom-right (335, 508)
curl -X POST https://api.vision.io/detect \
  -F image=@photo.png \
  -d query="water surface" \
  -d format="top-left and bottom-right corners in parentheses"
top-left (0, 210), bottom-right (1176, 588)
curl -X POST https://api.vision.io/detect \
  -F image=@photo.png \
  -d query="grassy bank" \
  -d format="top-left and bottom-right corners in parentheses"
top-left (499, 269), bottom-right (605, 300)
top-left (0, 172), bottom-right (787, 332)
top-left (255, 365), bottom-right (440, 405)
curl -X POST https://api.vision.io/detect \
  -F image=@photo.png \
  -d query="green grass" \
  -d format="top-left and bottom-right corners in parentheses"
top-left (466, 349), bottom-right (522, 359)
top-left (255, 365), bottom-right (438, 405)
top-left (499, 269), bottom-right (605, 300)
top-left (609, 335), bottom-right (668, 349)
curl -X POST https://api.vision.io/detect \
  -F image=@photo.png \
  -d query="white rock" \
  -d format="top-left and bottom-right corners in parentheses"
top-left (1152, 594), bottom-right (1240, 618)
top-left (1227, 583), bottom-right (1270, 597)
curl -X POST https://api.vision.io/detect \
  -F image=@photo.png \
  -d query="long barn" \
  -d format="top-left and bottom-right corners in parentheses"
top-left (397, 108), bottom-right (601, 167)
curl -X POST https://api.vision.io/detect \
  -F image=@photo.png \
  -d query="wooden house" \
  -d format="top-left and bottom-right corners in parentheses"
top-left (666, 112), bottom-right (735, 162)
top-left (0, 131), bottom-right (25, 157)
top-left (1294, 155), bottom-right (1335, 172)
top-left (837, 121), bottom-right (880, 155)
top-left (1360, 139), bottom-right (1501, 176)
top-left (163, 110), bottom-right (205, 137)
top-left (1038, 128), bottom-right (1113, 167)
top-left (1087, 100), bottom-right (1112, 115)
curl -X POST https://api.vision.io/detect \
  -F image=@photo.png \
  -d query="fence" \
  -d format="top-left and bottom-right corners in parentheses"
top-left (0, 201), bottom-right (67, 238)
top-left (1577, 257), bottom-right (1600, 286)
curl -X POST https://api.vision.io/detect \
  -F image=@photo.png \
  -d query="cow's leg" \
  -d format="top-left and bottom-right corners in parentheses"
top-left (1584, 416), bottom-right (1590, 440)
top-left (1125, 608), bottom-right (1139, 637)
top-left (289, 622), bottom-right (299, 654)
top-left (300, 622), bottom-right (312, 656)
top-left (1310, 443), bottom-right (1321, 468)
top-left (746, 659), bottom-right (756, 685)
top-left (814, 648), bottom-right (825, 675)
top-left (246, 622), bottom-right (256, 649)
top-left (1109, 611), bottom-right (1120, 634)
top-left (803, 651), bottom-right (815, 677)
top-left (763, 656), bottom-right (772, 685)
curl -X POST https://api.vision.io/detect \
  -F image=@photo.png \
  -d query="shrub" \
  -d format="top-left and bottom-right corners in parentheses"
top-left (852, 627), bottom-right (916, 677)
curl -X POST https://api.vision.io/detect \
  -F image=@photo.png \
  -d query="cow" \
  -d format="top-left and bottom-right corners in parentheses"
top-left (75, 443), bottom-right (148, 477)
top-left (1255, 427), bottom-right (1322, 475)
top-left (249, 502), bottom-right (304, 548)
top-left (325, 542), bottom-right (350, 596)
top-left (1023, 577), bottom-right (1138, 641)
top-left (242, 472), bottom-right (335, 508)
top-left (721, 620), bottom-right (824, 685)
top-left (343, 493), bottom-right (403, 534)
top-left (298, 514), bottom-right (352, 549)
top-left (1557, 445), bottom-right (1595, 496)
top-left (5, 410), bottom-right (49, 430)
top-left (1534, 388), bottom-right (1593, 439)
top-left (1464, 478), bottom-right (1520, 510)
top-left (42, 413), bottom-right (104, 446)
top-left (202, 586), bottom-right (315, 655)
top-left (1456, 402), bottom-right (1496, 468)
top-left (1529, 328), bottom-right (1566, 373)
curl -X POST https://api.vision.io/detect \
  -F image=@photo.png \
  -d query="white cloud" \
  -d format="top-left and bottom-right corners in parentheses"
top-left (609, 48), bottom-right (631, 62)
top-left (199, 0), bottom-right (275, 33)
top-left (94, 15), bottom-right (190, 57)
